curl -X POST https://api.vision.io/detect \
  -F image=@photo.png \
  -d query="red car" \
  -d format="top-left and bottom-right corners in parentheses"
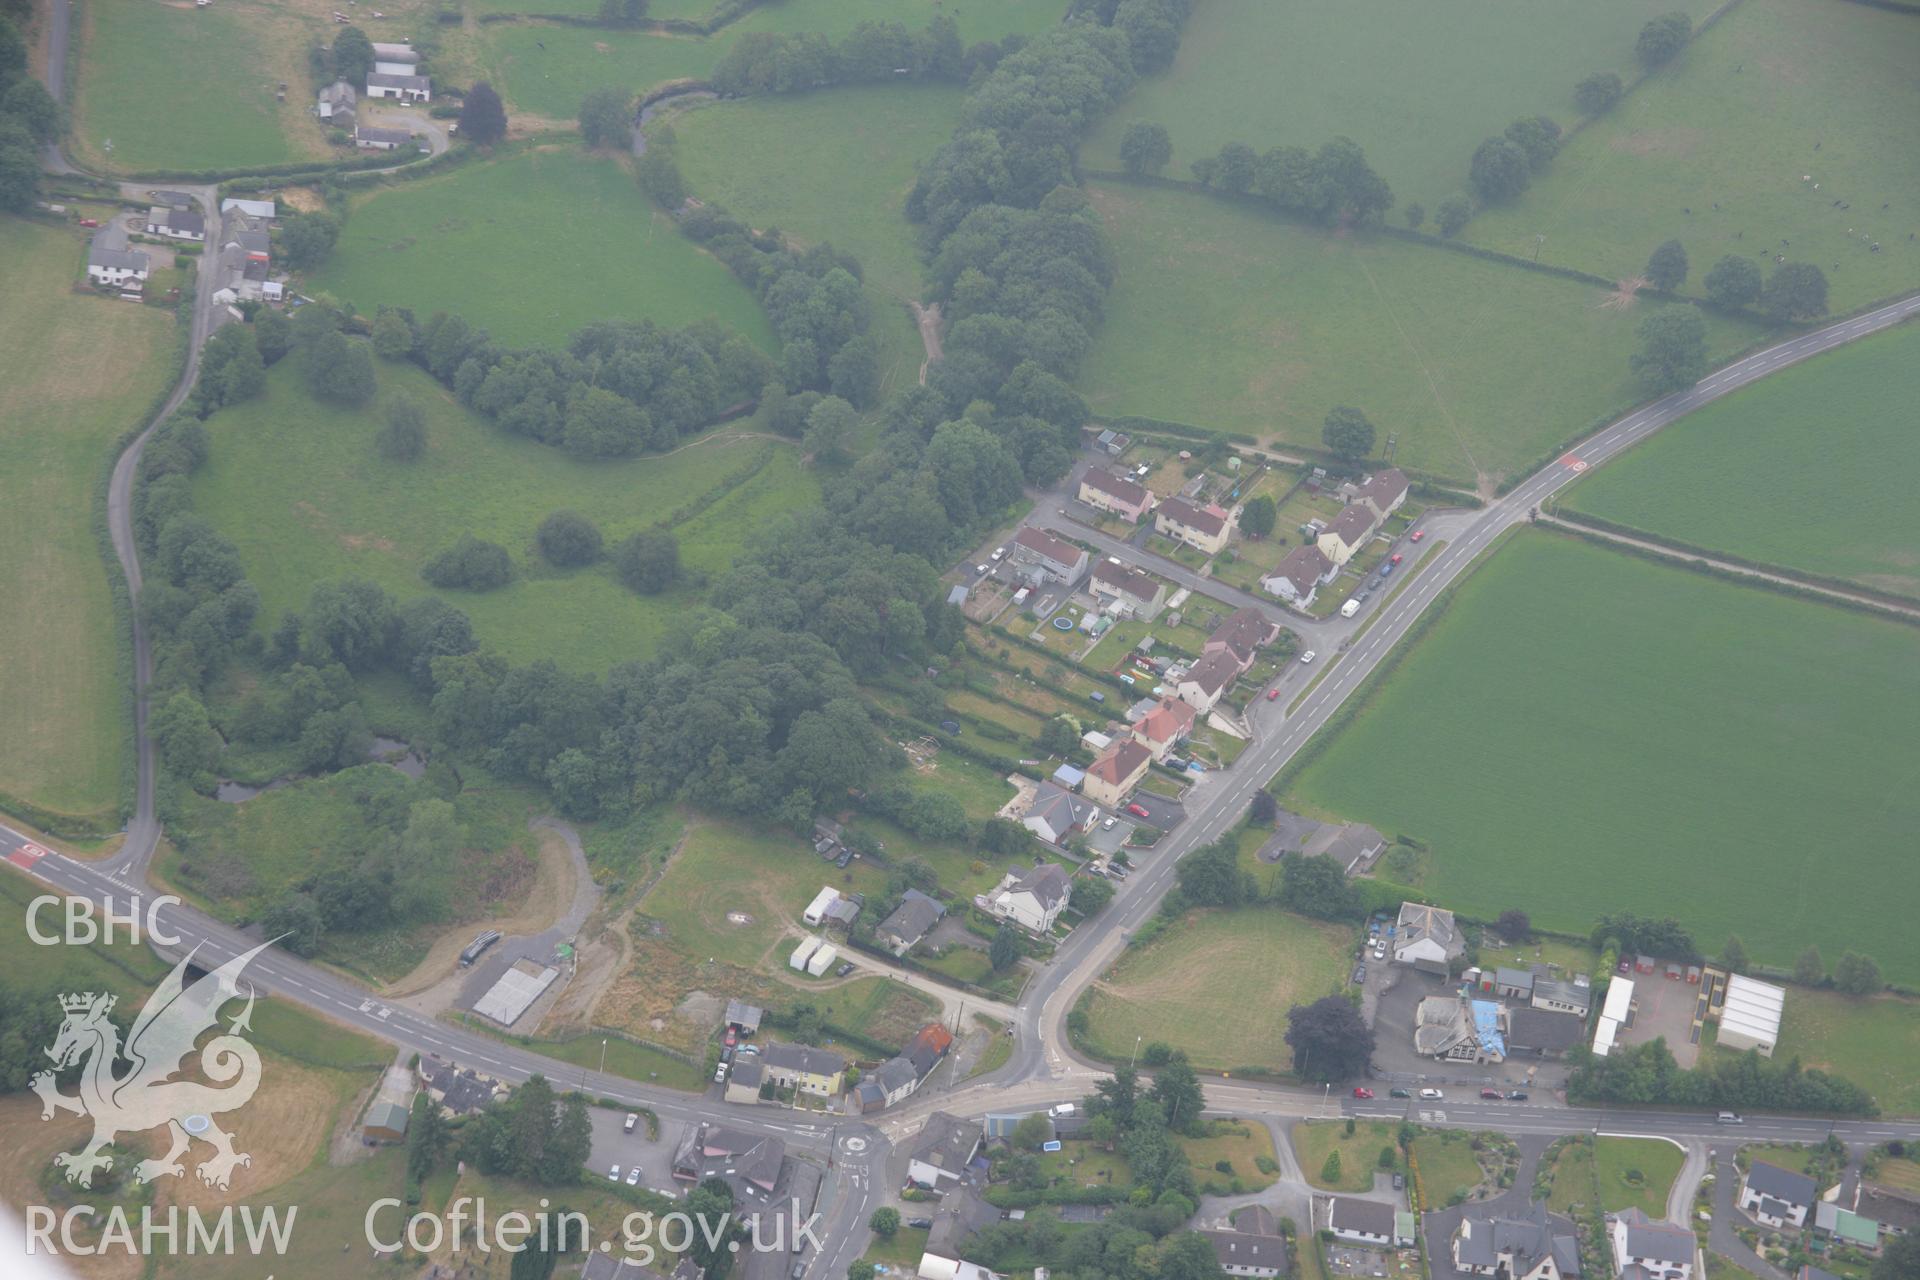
top-left (1390, 553), bottom-right (1403, 565)
top-left (1409, 530), bottom-right (1426, 542)
top-left (78, 218), bottom-right (100, 228)
top-left (1127, 803), bottom-right (1150, 819)
top-left (1266, 687), bottom-right (1280, 701)
top-left (1352, 1087), bottom-right (1375, 1099)
top-left (1480, 1088), bottom-right (1503, 1100)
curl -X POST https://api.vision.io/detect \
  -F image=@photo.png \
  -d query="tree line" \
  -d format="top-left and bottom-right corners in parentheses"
top-left (1567, 1036), bottom-right (1876, 1115)
top-left (709, 15), bottom-right (969, 96)
top-left (0, 15), bottom-right (67, 212)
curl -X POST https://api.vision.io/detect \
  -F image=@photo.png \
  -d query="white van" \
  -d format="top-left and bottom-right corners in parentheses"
top-left (1340, 598), bottom-right (1360, 618)
top-left (1717, 1111), bottom-right (1743, 1123)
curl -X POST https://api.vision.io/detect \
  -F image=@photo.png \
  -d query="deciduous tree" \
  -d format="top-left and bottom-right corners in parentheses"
top-left (377, 397), bottom-right (427, 462)
top-left (1703, 254), bottom-right (1762, 309)
top-left (1322, 405), bottom-right (1376, 460)
top-left (578, 88), bottom-right (633, 148)
top-left (1239, 495), bottom-right (1276, 538)
top-left (1645, 239), bottom-right (1689, 290)
top-left (1469, 135), bottom-right (1531, 203)
top-left (536, 510), bottom-right (603, 566)
top-left (1834, 951), bottom-right (1882, 996)
top-left (1286, 995), bottom-right (1374, 1081)
top-left (1629, 307), bottom-right (1708, 393)
top-left (1574, 71), bottom-right (1623, 115)
top-left (1636, 13), bottom-right (1691, 68)
top-left (1794, 945), bottom-right (1825, 987)
top-left (1761, 262), bottom-right (1828, 320)
top-left (1119, 121), bottom-right (1172, 176)
top-left (459, 81), bottom-right (508, 146)
top-left (1435, 195), bottom-right (1471, 237)
top-left (615, 528), bottom-right (679, 594)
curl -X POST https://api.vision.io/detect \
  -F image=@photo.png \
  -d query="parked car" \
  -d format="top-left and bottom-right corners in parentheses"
top-left (608, 1165), bottom-right (621, 1181)
top-left (836, 961), bottom-right (855, 977)
top-left (724, 1026), bottom-right (737, 1048)
top-left (976, 564), bottom-right (990, 575)
top-left (626, 1167), bottom-right (642, 1185)
top-left (1410, 530), bottom-right (1426, 542)
top-left (1102, 816), bottom-right (1118, 830)
top-left (713, 1062), bottom-right (728, 1084)
top-left (624, 1112), bottom-right (639, 1133)
top-left (1480, 1088), bottom-right (1503, 1100)
top-left (991, 546), bottom-right (1006, 561)
top-left (1300, 650), bottom-right (1316, 664)
top-left (78, 218), bottom-right (100, 228)
top-left (1393, 1172), bottom-right (1405, 1190)
top-left (1110, 865), bottom-right (1128, 879)
top-left (835, 849), bottom-right (853, 868)
top-left (1378, 562), bottom-right (1394, 579)
top-left (1267, 687), bottom-right (1281, 700)
top-left (1717, 1111), bottom-right (1743, 1124)
top-left (907, 1219), bottom-right (933, 1231)
top-left (1419, 1088), bottom-right (1444, 1100)
top-left (1506, 1091), bottom-right (1528, 1101)
top-left (1390, 553), bottom-right (1403, 565)
top-left (1389, 1088), bottom-right (1412, 1099)
top-left (1350, 963), bottom-right (1366, 984)
top-left (1127, 803), bottom-right (1150, 818)
top-left (1352, 1087), bottom-right (1375, 1099)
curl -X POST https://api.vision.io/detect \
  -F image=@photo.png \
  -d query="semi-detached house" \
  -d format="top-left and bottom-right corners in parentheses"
top-left (1204, 606), bottom-right (1280, 672)
top-left (1352, 468), bottom-right (1410, 521)
top-left (1089, 557), bottom-right (1166, 618)
top-left (1263, 544), bottom-right (1337, 607)
top-left (1155, 496), bottom-right (1232, 555)
top-left (1082, 739), bottom-right (1152, 807)
top-left (1317, 503), bottom-right (1378, 566)
top-left (1078, 468), bottom-right (1155, 522)
top-left (1130, 696), bottom-right (1195, 762)
top-left (1176, 649), bottom-right (1243, 714)
top-left (1010, 526), bottom-right (1089, 584)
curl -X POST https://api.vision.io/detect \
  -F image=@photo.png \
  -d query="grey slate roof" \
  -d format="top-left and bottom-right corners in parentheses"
top-left (1745, 1160), bottom-right (1817, 1207)
top-left (729, 1057), bottom-right (763, 1090)
top-left (908, 1112), bottom-right (982, 1178)
top-left (367, 72), bottom-right (430, 91)
top-left (1199, 1228), bottom-right (1290, 1273)
top-left (1615, 1209), bottom-right (1694, 1265)
top-left (1455, 1201), bottom-right (1580, 1278)
top-left (876, 889), bottom-right (946, 949)
top-left (761, 1041), bottom-right (846, 1078)
top-left (725, 999), bottom-right (763, 1032)
top-left (925, 1189), bottom-right (1000, 1262)
top-left (1507, 1007), bottom-right (1586, 1054)
top-left (88, 245), bottom-right (149, 272)
top-left (355, 125), bottom-right (415, 146)
top-left (1329, 1195), bottom-right (1397, 1238)
top-left (1860, 1183), bottom-right (1920, 1232)
top-left (1012, 861), bottom-right (1071, 910)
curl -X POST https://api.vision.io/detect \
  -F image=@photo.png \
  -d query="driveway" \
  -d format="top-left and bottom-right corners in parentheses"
top-left (1420, 1134), bottom-right (1558, 1280)
top-left (363, 104), bottom-right (450, 156)
top-left (1709, 1150), bottom-right (1787, 1279)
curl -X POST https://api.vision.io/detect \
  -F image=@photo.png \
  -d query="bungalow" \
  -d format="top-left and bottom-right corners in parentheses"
top-left (1200, 1227), bottom-right (1292, 1278)
top-left (1176, 649), bottom-right (1243, 715)
top-left (981, 863), bottom-right (1072, 933)
top-left (1739, 1162), bottom-right (1816, 1229)
top-left (1352, 468), bottom-right (1410, 522)
top-left (1022, 782), bottom-right (1097, 846)
top-left (1009, 526), bottom-right (1089, 584)
top-left (1078, 468), bottom-right (1155, 522)
top-left (906, 1112), bottom-right (983, 1189)
top-left (354, 124), bottom-right (415, 150)
top-left (1155, 496), bottom-right (1232, 555)
top-left (1082, 739), bottom-right (1152, 808)
top-left (86, 243), bottom-right (149, 288)
top-left (1393, 901), bottom-right (1464, 975)
top-left (874, 889), bottom-right (945, 956)
top-left (1326, 1195), bottom-right (1399, 1247)
top-left (1300, 822), bottom-right (1387, 875)
top-left (1316, 503), bottom-right (1379, 566)
top-left (1453, 1201), bottom-right (1580, 1280)
top-left (1089, 557), bottom-right (1167, 617)
top-left (145, 205), bottom-right (205, 241)
top-left (1130, 696), bottom-right (1196, 763)
top-left (1263, 544), bottom-right (1337, 607)
top-left (316, 79), bottom-right (356, 123)
top-left (1204, 606), bottom-right (1281, 672)
top-left (1506, 1008), bottom-right (1586, 1059)
top-left (759, 1042), bottom-right (846, 1097)
top-left (1532, 976), bottom-right (1594, 1018)
top-left (1607, 1208), bottom-right (1694, 1280)
top-left (365, 71), bottom-right (431, 103)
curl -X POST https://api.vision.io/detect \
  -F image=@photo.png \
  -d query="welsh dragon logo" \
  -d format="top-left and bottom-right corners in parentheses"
top-left (32, 941), bottom-right (270, 1190)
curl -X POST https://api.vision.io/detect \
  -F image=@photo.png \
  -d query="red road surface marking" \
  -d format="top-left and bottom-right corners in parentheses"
top-left (1559, 455), bottom-right (1588, 472)
top-left (7, 842), bottom-right (48, 871)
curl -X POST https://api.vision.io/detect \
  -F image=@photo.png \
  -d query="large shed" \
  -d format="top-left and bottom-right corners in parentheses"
top-left (1717, 973), bottom-right (1785, 1056)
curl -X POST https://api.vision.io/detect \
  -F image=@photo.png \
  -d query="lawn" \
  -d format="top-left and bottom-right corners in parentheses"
top-left (1564, 321), bottom-right (1920, 599)
top-left (189, 360), bottom-right (815, 673)
top-left (1874, 1158), bottom-right (1920, 1195)
top-left (1546, 1137), bottom-right (1684, 1217)
top-left (1412, 1131), bottom-right (1487, 1205)
top-left (1281, 530), bottom-right (1920, 984)
top-left (1078, 0), bottom-right (1719, 216)
top-left (1077, 182), bottom-right (1764, 486)
top-left (1295, 1120), bottom-right (1401, 1192)
top-left (1080, 906), bottom-right (1352, 1072)
top-left (73, 0), bottom-right (325, 172)
top-left (307, 148), bottom-right (775, 351)
top-left (636, 818), bottom-right (891, 971)
top-left (825, 976), bottom-right (941, 1051)
top-left (1712, 988), bottom-right (1920, 1118)
top-left (1182, 1121), bottom-right (1280, 1194)
top-left (0, 219), bottom-right (176, 831)
top-left (1464, 0), bottom-right (1920, 313)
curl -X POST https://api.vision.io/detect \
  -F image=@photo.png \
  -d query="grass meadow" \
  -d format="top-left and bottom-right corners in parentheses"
top-left (1464, 0), bottom-right (1920, 313)
top-left (1295, 1120), bottom-right (1402, 1192)
top-left (1565, 322), bottom-right (1920, 598)
top-left (1546, 1137), bottom-right (1684, 1217)
top-left (0, 219), bottom-right (176, 829)
top-left (308, 148), bottom-right (775, 351)
top-left (1077, 182), bottom-right (1765, 485)
top-left (1282, 531), bottom-right (1920, 984)
top-left (1079, 906), bottom-right (1352, 1073)
top-left (74, 0), bottom-right (327, 172)
top-left (188, 360), bottom-right (816, 672)
top-left (1077, 0), bottom-right (1720, 216)
top-left (1712, 988), bottom-right (1920, 1117)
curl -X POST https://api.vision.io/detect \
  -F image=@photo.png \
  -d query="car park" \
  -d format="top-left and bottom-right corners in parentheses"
top-left (1419, 1088), bottom-right (1443, 1100)
top-left (1352, 1087), bottom-right (1374, 1099)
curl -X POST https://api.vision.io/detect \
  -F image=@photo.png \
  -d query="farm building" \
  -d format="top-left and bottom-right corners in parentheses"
top-left (354, 124), bottom-right (414, 150)
top-left (1591, 977), bottom-right (1634, 1058)
top-left (86, 242), bottom-right (149, 288)
top-left (1716, 974), bottom-right (1785, 1056)
top-left (316, 80), bottom-right (356, 124)
top-left (366, 72), bottom-right (431, 103)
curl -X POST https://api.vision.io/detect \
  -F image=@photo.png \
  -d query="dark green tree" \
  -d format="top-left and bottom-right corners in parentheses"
top-left (406, 1093), bottom-right (453, 1182)
top-left (1503, 115), bottom-right (1562, 171)
top-left (578, 88), bottom-right (633, 148)
top-left (1574, 71), bottom-right (1624, 115)
top-left (1279, 854), bottom-right (1361, 920)
top-left (1834, 952), bottom-right (1882, 996)
top-left (1469, 135), bottom-right (1531, 202)
top-left (1250, 791), bottom-right (1277, 826)
top-left (2, 76), bottom-right (62, 143)
top-left (1286, 995), bottom-right (1374, 1081)
top-left (1761, 261), bottom-right (1829, 320)
top-left (152, 691), bottom-right (220, 779)
top-left (597, 0), bottom-right (648, 23)
top-left (802, 394), bottom-right (858, 464)
top-left (371, 308), bottom-right (415, 360)
top-left (1239, 494), bottom-right (1276, 538)
top-left (261, 890), bottom-right (326, 955)
top-left (252, 307), bottom-right (292, 365)
top-left (869, 1207), bottom-right (901, 1239)
top-left (1322, 405), bottom-right (1376, 460)
top-left (1636, 13), bottom-right (1691, 68)
top-left (1119, 121), bottom-right (1172, 176)
top-left (1870, 1227), bottom-right (1920, 1280)
top-left (615, 528), bottom-right (679, 594)
top-left (1011, 1113), bottom-right (1052, 1151)
top-left (377, 396), bottom-right (428, 462)
top-left (1645, 239), bottom-right (1689, 290)
top-left (1147, 1050), bottom-right (1204, 1131)
top-left (331, 25), bottom-right (374, 82)
top-left (1404, 201), bottom-right (1425, 232)
top-left (304, 331), bottom-right (377, 407)
top-left (421, 533), bottom-right (513, 591)
top-left (1703, 254), bottom-right (1763, 309)
top-left (1215, 141), bottom-right (1257, 194)
top-left (1175, 839), bottom-right (1252, 907)
top-left (989, 923), bottom-right (1021, 972)
top-left (1794, 945), bottom-right (1825, 987)
top-left (459, 81), bottom-right (509, 146)
top-left (279, 210), bottom-right (340, 270)
top-left (562, 386), bottom-right (650, 459)
top-left (536, 510), bottom-right (603, 566)
top-left (1435, 194), bottom-right (1471, 237)
top-left (1721, 934), bottom-right (1748, 972)
top-left (1629, 307), bottom-right (1708, 393)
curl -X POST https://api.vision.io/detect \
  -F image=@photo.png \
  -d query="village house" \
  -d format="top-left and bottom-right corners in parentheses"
top-left (1021, 781), bottom-right (1098, 846)
top-left (1608, 1209), bottom-right (1694, 1280)
top-left (1415, 993), bottom-right (1506, 1064)
top-left (1316, 502), bottom-right (1379, 566)
top-left (1009, 526), bottom-right (1089, 584)
top-left (1325, 1195), bottom-right (1403, 1247)
top-left (86, 242), bottom-right (149, 288)
top-left (144, 205), bottom-right (205, 241)
top-left (1176, 648), bottom-right (1243, 715)
top-left (1130, 696), bottom-right (1196, 762)
top-left (1082, 738), bottom-right (1152, 807)
top-left (874, 889), bottom-right (946, 956)
top-left (1089, 557), bottom-right (1167, 617)
top-left (1263, 544), bottom-right (1337, 608)
top-left (1351, 468), bottom-right (1410, 521)
top-left (1204, 605), bottom-right (1282, 672)
top-left (316, 79), bottom-right (356, 124)
top-left (1739, 1161), bottom-right (1817, 1229)
top-left (416, 1055), bottom-right (507, 1116)
top-left (853, 1024), bottom-right (954, 1114)
top-left (354, 124), bottom-right (415, 150)
top-left (723, 1056), bottom-right (764, 1105)
top-left (1453, 1201), bottom-right (1581, 1280)
top-left (758, 1042), bottom-right (846, 1097)
top-left (366, 71), bottom-right (432, 103)
top-left (1155, 496), bottom-right (1233, 555)
top-left (980, 863), bottom-right (1072, 933)
top-left (1859, 1182), bottom-right (1920, 1240)
top-left (1393, 901), bottom-right (1464, 974)
top-left (1300, 822), bottom-right (1387, 874)
top-left (1200, 1227), bottom-right (1291, 1278)
top-left (671, 1123), bottom-right (784, 1207)
top-left (918, 1188), bottom-right (1004, 1280)
top-left (1078, 467), bottom-right (1156, 521)
top-left (906, 1112), bottom-right (983, 1189)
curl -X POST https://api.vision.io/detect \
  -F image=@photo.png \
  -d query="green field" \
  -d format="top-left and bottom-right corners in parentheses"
top-left (1413, 1131), bottom-right (1489, 1205)
top-left (307, 148), bottom-right (775, 351)
top-left (1080, 907), bottom-right (1352, 1072)
top-left (1294, 1120), bottom-right (1401, 1192)
top-left (1079, 0), bottom-right (1717, 216)
top-left (74, 0), bottom-right (321, 172)
top-left (1547, 1137), bottom-right (1684, 1217)
top-left (1713, 989), bottom-right (1920, 1118)
top-left (0, 219), bottom-right (176, 829)
top-left (1077, 182), bottom-right (1764, 485)
top-left (1283, 531), bottom-right (1920, 983)
top-left (189, 360), bottom-right (816, 672)
top-left (1466, 0), bottom-right (1920, 313)
top-left (1566, 322), bottom-right (1920, 598)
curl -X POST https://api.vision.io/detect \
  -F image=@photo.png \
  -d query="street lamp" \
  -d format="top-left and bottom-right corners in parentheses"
top-left (1324, 1082), bottom-right (1332, 1116)
top-left (1131, 1035), bottom-right (1142, 1069)
top-left (600, 1038), bottom-right (609, 1076)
